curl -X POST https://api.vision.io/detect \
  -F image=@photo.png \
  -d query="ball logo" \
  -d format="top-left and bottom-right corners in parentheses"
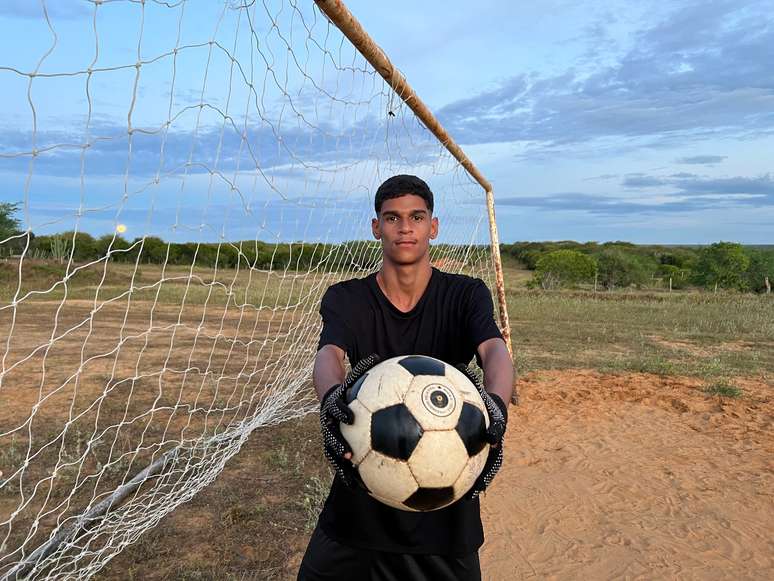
top-left (421, 384), bottom-right (455, 417)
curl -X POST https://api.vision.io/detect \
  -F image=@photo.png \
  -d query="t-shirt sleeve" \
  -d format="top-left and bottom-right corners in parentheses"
top-left (467, 279), bottom-right (504, 349)
top-left (317, 285), bottom-right (354, 353)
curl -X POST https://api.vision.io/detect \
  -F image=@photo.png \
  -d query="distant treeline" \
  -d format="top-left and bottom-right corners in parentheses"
top-left (501, 241), bottom-right (774, 293)
top-left (1, 231), bottom-right (491, 274)
top-left (1, 229), bottom-right (772, 293)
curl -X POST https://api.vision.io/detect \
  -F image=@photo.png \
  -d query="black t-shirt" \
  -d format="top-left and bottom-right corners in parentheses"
top-left (316, 267), bottom-right (504, 556)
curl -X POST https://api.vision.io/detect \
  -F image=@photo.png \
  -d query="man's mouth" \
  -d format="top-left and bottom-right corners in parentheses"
top-left (396, 241), bottom-right (416, 246)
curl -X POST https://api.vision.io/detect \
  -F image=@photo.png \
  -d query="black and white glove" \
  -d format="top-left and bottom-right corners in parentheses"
top-left (320, 353), bottom-right (380, 488)
top-left (456, 364), bottom-right (508, 499)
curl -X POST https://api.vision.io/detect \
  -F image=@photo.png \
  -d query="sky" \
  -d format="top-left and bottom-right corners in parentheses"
top-left (0, 0), bottom-right (772, 245)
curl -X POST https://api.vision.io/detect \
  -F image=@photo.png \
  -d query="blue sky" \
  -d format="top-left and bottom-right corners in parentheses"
top-left (0, 0), bottom-right (772, 245)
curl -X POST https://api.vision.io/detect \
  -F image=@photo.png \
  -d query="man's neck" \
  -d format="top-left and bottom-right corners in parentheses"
top-left (376, 260), bottom-right (433, 313)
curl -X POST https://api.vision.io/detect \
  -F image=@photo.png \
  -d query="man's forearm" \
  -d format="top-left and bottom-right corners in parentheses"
top-left (482, 341), bottom-right (515, 406)
top-left (313, 345), bottom-right (346, 401)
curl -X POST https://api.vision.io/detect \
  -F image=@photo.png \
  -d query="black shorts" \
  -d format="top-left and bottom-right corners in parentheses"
top-left (298, 525), bottom-right (481, 581)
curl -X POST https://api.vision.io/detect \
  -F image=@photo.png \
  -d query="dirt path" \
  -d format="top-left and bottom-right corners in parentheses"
top-left (480, 370), bottom-right (773, 580)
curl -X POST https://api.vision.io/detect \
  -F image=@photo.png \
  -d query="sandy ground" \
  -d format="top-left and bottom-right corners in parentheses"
top-left (87, 368), bottom-right (774, 580)
top-left (3, 298), bottom-right (772, 579)
top-left (480, 370), bottom-right (773, 580)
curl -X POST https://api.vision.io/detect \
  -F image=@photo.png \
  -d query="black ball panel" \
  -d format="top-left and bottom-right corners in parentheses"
top-left (455, 402), bottom-right (487, 456)
top-left (398, 355), bottom-right (445, 377)
top-left (371, 404), bottom-right (424, 461)
top-left (403, 487), bottom-right (456, 511)
top-left (345, 372), bottom-right (369, 404)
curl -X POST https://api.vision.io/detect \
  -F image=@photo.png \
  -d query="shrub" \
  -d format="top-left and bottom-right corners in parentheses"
top-left (531, 249), bottom-right (596, 290)
top-left (594, 248), bottom-right (649, 290)
top-left (693, 242), bottom-right (750, 291)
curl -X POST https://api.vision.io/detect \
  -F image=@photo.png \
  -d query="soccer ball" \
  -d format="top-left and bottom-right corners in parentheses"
top-left (341, 355), bottom-right (490, 511)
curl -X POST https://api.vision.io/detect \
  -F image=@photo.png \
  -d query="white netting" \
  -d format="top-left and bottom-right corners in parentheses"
top-left (0, 1), bottom-right (495, 578)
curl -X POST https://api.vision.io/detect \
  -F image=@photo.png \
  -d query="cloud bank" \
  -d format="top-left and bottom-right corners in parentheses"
top-left (436, 1), bottom-right (774, 151)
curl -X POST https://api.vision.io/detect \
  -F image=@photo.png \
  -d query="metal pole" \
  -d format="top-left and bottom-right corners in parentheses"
top-left (485, 189), bottom-right (512, 355)
top-left (314, 0), bottom-right (493, 192)
top-left (314, 0), bottom-right (516, 385)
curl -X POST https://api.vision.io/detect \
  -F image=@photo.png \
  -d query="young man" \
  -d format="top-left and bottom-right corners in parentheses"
top-left (298, 175), bottom-right (514, 581)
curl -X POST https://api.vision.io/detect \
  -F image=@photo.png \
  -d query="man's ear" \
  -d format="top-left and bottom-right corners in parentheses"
top-left (430, 216), bottom-right (439, 240)
top-left (371, 216), bottom-right (381, 240)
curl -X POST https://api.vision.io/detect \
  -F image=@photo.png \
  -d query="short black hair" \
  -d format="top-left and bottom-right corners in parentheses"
top-left (374, 174), bottom-right (434, 215)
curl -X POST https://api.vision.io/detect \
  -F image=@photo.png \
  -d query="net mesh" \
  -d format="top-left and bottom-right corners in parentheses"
top-left (0, 1), bottom-right (494, 578)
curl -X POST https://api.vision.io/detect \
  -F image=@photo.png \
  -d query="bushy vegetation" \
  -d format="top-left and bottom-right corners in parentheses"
top-left (503, 240), bottom-right (773, 293)
top-left (530, 249), bottom-right (596, 290)
top-left (5, 231), bottom-right (387, 273)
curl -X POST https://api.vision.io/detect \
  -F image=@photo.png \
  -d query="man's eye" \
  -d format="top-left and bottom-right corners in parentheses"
top-left (413, 215), bottom-right (424, 221)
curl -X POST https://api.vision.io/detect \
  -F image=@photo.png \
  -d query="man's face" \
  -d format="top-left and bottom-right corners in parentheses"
top-left (371, 194), bottom-right (439, 266)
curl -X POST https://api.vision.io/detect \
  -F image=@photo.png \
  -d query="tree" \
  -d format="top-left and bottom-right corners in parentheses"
top-left (594, 248), bottom-right (650, 290)
top-left (657, 249), bottom-right (696, 269)
top-left (655, 263), bottom-right (691, 289)
top-left (0, 202), bottom-right (22, 237)
top-left (33, 231), bottom-right (103, 263)
top-left (95, 234), bottom-right (132, 261)
top-left (137, 236), bottom-right (169, 264)
top-left (0, 202), bottom-right (23, 256)
top-left (693, 242), bottom-right (750, 291)
top-left (531, 249), bottom-right (596, 290)
top-left (744, 249), bottom-right (774, 293)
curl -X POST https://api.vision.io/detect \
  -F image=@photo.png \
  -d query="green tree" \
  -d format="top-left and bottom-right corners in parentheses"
top-left (95, 234), bottom-right (131, 261)
top-left (0, 202), bottom-right (22, 238)
top-left (531, 249), bottom-right (596, 290)
top-left (693, 242), bottom-right (750, 291)
top-left (595, 249), bottom-right (650, 290)
top-left (655, 263), bottom-right (691, 289)
top-left (744, 249), bottom-right (774, 293)
top-left (137, 236), bottom-right (170, 264)
top-left (0, 202), bottom-right (23, 256)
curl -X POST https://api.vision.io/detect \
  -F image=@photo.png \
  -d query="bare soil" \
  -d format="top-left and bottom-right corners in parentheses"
top-left (481, 369), bottom-right (773, 580)
top-left (96, 368), bottom-right (773, 580)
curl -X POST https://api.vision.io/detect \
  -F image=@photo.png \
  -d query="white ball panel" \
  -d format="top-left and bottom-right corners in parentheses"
top-left (358, 451), bottom-right (418, 502)
top-left (355, 361), bottom-right (414, 413)
top-left (340, 399), bottom-right (372, 465)
top-left (453, 445), bottom-right (490, 498)
top-left (444, 365), bottom-right (489, 428)
top-left (403, 377), bottom-right (463, 431)
top-left (444, 364), bottom-right (480, 398)
top-left (407, 431), bottom-right (468, 488)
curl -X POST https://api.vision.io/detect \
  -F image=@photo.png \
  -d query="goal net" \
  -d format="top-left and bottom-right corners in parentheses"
top-left (0, 1), bottom-right (497, 578)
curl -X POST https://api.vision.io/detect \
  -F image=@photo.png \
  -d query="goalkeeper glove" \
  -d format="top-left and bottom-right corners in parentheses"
top-left (320, 353), bottom-right (380, 488)
top-left (455, 364), bottom-right (508, 499)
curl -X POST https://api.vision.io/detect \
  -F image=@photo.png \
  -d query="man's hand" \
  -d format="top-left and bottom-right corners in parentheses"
top-left (319, 353), bottom-right (380, 487)
top-left (456, 364), bottom-right (509, 499)
top-left (481, 390), bottom-right (508, 447)
top-left (320, 383), bottom-right (356, 486)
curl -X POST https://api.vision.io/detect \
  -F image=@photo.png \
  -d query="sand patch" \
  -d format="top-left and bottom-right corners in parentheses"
top-left (480, 370), bottom-right (773, 580)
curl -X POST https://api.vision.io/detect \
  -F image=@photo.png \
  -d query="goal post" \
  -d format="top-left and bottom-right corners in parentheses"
top-left (0, 1), bottom-right (511, 578)
top-left (313, 0), bottom-right (513, 359)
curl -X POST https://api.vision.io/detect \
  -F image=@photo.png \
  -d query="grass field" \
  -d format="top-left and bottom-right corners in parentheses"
top-left (1, 258), bottom-right (772, 579)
